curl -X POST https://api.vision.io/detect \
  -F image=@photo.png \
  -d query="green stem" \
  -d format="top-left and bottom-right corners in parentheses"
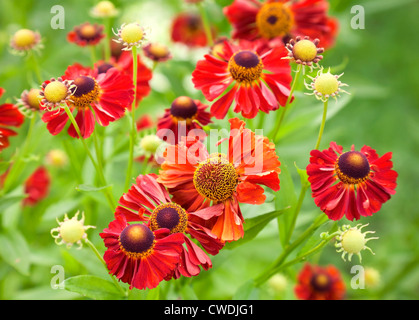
top-left (197, 2), bottom-right (214, 46)
top-left (29, 52), bottom-right (43, 83)
top-left (314, 100), bottom-right (328, 150)
top-left (124, 46), bottom-right (138, 191)
top-left (104, 17), bottom-right (111, 61)
top-left (272, 64), bottom-right (302, 142)
top-left (85, 239), bottom-right (127, 297)
top-left (254, 214), bottom-right (329, 286)
top-left (89, 46), bottom-right (97, 67)
top-left (63, 105), bottom-right (116, 210)
top-left (1, 114), bottom-right (37, 194)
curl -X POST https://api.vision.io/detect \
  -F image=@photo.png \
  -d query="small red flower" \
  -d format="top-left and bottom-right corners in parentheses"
top-left (23, 166), bottom-right (50, 206)
top-left (157, 96), bottom-right (212, 145)
top-left (295, 263), bottom-right (346, 300)
top-left (307, 142), bottom-right (398, 221)
top-left (40, 63), bottom-right (134, 139)
top-left (115, 174), bottom-right (224, 279)
top-left (224, 0), bottom-right (339, 49)
top-left (67, 22), bottom-right (105, 47)
top-left (192, 39), bottom-right (292, 119)
top-left (100, 214), bottom-right (184, 290)
top-left (96, 50), bottom-right (152, 108)
top-left (157, 118), bottom-right (281, 242)
top-left (171, 12), bottom-right (215, 47)
top-left (0, 88), bottom-right (24, 151)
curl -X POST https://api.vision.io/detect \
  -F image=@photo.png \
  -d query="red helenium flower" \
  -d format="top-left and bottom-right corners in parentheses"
top-left (224, 0), bottom-right (339, 49)
top-left (157, 118), bottom-right (281, 242)
top-left (307, 142), bottom-right (398, 221)
top-left (23, 166), bottom-right (50, 206)
top-left (100, 214), bottom-right (184, 290)
top-left (40, 63), bottom-right (134, 139)
top-left (295, 263), bottom-right (346, 300)
top-left (171, 12), bottom-right (215, 47)
top-left (157, 96), bottom-right (212, 145)
top-left (67, 22), bottom-right (105, 47)
top-left (0, 88), bottom-right (24, 151)
top-left (191, 39), bottom-right (292, 119)
top-left (115, 174), bottom-right (224, 279)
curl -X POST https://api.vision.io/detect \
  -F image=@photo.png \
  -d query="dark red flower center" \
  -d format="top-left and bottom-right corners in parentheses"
top-left (310, 273), bottom-right (332, 292)
top-left (149, 203), bottom-right (188, 234)
top-left (170, 96), bottom-right (198, 119)
top-left (336, 151), bottom-right (370, 184)
top-left (119, 224), bottom-right (155, 256)
top-left (193, 153), bottom-right (238, 202)
top-left (78, 24), bottom-right (99, 40)
top-left (228, 51), bottom-right (263, 83)
top-left (71, 76), bottom-right (100, 108)
top-left (97, 63), bottom-right (114, 74)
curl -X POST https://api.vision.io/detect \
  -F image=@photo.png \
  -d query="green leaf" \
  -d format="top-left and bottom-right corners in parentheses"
top-left (42, 199), bottom-right (80, 221)
top-left (232, 280), bottom-right (259, 300)
top-left (225, 207), bottom-right (288, 250)
top-left (294, 162), bottom-right (309, 188)
top-left (179, 285), bottom-right (198, 300)
top-left (0, 230), bottom-right (31, 275)
top-left (64, 275), bottom-right (126, 300)
top-left (75, 184), bottom-right (113, 192)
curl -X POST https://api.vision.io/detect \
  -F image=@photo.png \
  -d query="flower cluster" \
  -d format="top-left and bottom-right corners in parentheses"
top-left (0, 0), bottom-right (400, 301)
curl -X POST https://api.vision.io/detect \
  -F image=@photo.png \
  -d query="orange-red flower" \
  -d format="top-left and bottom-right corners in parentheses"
top-left (40, 63), bottom-right (134, 139)
top-left (295, 263), bottom-right (346, 300)
top-left (96, 50), bottom-right (152, 108)
top-left (171, 12), bottom-right (215, 47)
top-left (192, 39), bottom-right (292, 119)
top-left (224, 0), bottom-right (338, 49)
top-left (23, 166), bottom-right (50, 206)
top-left (100, 214), bottom-right (184, 290)
top-left (307, 142), bottom-right (398, 221)
top-left (115, 174), bottom-right (224, 279)
top-left (67, 22), bottom-right (105, 47)
top-left (0, 88), bottom-right (24, 151)
top-left (157, 118), bottom-right (281, 242)
top-left (157, 96), bottom-right (212, 145)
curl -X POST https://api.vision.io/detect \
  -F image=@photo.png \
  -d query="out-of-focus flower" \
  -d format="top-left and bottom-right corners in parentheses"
top-left (158, 118), bottom-right (281, 242)
top-left (295, 263), bottom-right (346, 300)
top-left (67, 22), bottom-right (105, 47)
top-left (156, 96), bottom-right (212, 145)
top-left (143, 43), bottom-right (172, 63)
top-left (51, 211), bottom-right (95, 249)
top-left (10, 28), bottom-right (42, 54)
top-left (45, 149), bottom-right (69, 168)
top-left (16, 88), bottom-right (42, 116)
top-left (192, 39), bottom-right (292, 119)
top-left (23, 166), bottom-right (50, 206)
top-left (0, 88), bottom-right (25, 151)
top-left (113, 22), bottom-right (147, 51)
top-left (100, 214), bottom-right (184, 290)
top-left (90, 0), bottom-right (119, 18)
top-left (171, 12), bottom-right (215, 47)
top-left (40, 63), bottom-right (134, 139)
top-left (364, 267), bottom-right (381, 289)
top-left (224, 0), bottom-right (338, 49)
top-left (305, 67), bottom-right (349, 102)
top-left (115, 174), bottom-right (224, 279)
top-left (306, 142), bottom-right (398, 221)
top-left (334, 224), bottom-right (378, 262)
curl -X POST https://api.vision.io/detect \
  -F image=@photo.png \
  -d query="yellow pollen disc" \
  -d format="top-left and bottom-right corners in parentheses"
top-left (71, 76), bottom-right (100, 109)
top-left (314, 274), bottom-right (329, 287)
top-left (211, 43), bottom-right (225, 59)
top-left (80, 24), bottom-right (97, 38)
top-left (44, 81), bottom-right (69, 104)
top-left (95, 1), bottom-right (117, 15)
top-left (341, 229), bottom-right (365, 254)
top-left (149, 43), bottom-right (169, 58)
top-left (228, 51), bottom-right (263, 83)
top-left (121, 23), bottom-right (144, 44)
top-left (292, 39), bottom-right (318, 62)
top-left (60, 220), bottom-right (85, 244)
top-left (256, 3), bottom-right (293, 39)
top-left (314, 72), bottom-right (339, 96)
top-left (13, 29), bottom-right (36, 48)
top-left (193, 153), bottom-right (238, 202)
top-left (27, 89), bottom-right (42, 109)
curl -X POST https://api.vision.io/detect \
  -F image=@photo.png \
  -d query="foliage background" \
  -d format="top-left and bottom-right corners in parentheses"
top-left (0, 0), bottom-right (418, 300)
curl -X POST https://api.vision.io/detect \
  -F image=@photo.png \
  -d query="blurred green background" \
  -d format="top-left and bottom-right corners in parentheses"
top-left (0, 0), bottom-right (418, 300)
